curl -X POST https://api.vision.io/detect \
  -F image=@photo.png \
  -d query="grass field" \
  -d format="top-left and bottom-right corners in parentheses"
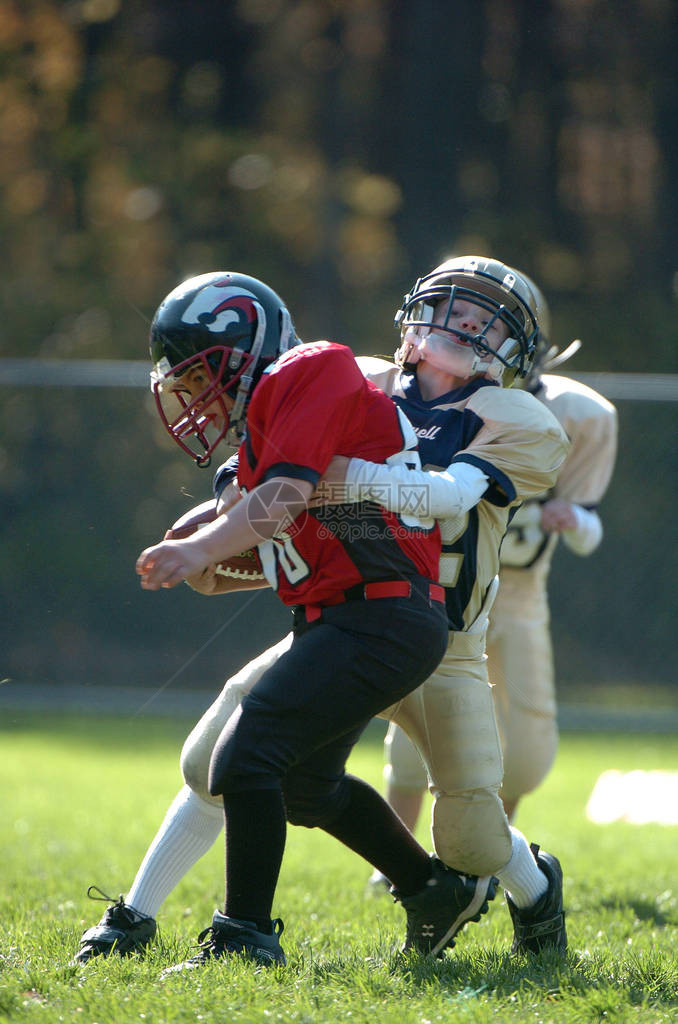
top-left (1, 712), bottom-right (677, 1023)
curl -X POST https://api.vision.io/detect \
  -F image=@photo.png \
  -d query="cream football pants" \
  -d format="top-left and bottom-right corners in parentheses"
top-left (485, 573), bottom-right (558, 804)
top-left (388, 572), bottom-right (558, 820)
top-left (379, 579), bottom-right (511, 876)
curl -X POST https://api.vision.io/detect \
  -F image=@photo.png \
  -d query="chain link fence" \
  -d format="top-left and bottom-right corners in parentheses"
top-left (2, 361), bottom-right (676, 720)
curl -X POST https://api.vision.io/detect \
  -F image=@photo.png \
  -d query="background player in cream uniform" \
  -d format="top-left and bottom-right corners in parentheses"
top-left (75, 258), bottom-right (571, 964)
top-left (488, 356), bottom-right (618, 820)
top-left (381, 284), bottom-right (618, 835)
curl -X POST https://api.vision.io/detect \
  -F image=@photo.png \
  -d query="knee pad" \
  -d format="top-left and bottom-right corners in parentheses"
top-left (431, 787), bottom-right (512, 877)
top-left (181, 634), bottom-right (293, 803)
top-left (488, 623), bottom-right (557, 804)
top-left (181, 734), bottom-right (224, 806)
top-left (181, 691), bottom-right (242, 803)
top-left (283, 774), bottom-right (350, 829)
top-left (500, 713), bottom-right (558, 803)
top-left (284, 800), bottom-right (333, 829)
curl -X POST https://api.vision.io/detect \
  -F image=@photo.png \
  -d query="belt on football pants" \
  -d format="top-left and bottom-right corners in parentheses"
top-left (300, 579), bottom-right (445, 624)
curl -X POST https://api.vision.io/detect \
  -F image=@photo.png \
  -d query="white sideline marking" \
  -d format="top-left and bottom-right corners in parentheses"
top-left (586, 770), bottom-right (678, 825)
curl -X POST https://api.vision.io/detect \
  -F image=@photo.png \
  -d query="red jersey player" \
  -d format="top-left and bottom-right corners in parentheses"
top-left (134, 271), bottom-right (488, 972)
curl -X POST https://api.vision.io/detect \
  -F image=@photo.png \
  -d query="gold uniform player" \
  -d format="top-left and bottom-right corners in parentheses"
top-left (381, 287), bottom-right (618, 836)
top-left (489, 371), bottom-right (618, 818)
top-left (75, 257), bottom-right (571, 964)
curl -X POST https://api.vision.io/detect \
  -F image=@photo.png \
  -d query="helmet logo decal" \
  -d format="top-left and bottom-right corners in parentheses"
top-left (181, 285), bottom-right (257, 334)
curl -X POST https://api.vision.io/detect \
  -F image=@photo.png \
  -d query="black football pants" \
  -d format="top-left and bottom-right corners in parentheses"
top-left (207, 589), bottom-right (448, 924)
top-left (208, 590), bottom-right (448, 812)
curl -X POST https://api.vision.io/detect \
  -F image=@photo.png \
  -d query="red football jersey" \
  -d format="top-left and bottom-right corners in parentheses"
top-left (237, 342), bottom-right (441, 606)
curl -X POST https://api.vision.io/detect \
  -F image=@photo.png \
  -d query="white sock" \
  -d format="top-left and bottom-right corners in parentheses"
top-left (495, 827), bottom-right (548, 909)
top-left (125, 785), bottom-right (224, 919)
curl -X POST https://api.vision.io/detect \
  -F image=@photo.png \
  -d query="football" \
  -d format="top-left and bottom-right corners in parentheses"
top-left (165, 499), bottom-right (266, 581)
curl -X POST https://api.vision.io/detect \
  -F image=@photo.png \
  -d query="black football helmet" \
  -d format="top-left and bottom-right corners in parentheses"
top-left (394, 256), bottom-right (541, 387)
top-left (149, 271), bottom-right (299, 465)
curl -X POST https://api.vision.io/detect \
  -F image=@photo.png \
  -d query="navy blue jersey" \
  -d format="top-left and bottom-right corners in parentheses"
top-left (357, 358), bottom-right (569, 630)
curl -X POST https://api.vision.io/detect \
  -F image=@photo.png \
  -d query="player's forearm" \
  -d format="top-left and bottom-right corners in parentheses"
top-left (343, 458), bottom-right (489, 519)
top-left (196, 476), bottom-right (313, 561)
top-left (137, 476), bottom-right (314, 590)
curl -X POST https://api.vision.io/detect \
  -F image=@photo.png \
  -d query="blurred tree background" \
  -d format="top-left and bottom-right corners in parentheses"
top-left (1, 0), bottom-right (676, 700)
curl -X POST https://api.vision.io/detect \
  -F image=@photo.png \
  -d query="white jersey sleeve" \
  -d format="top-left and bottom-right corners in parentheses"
top-left (344, 457), bottom-right (489, 519)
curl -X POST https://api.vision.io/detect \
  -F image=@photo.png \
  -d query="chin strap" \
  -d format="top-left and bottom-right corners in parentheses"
top-left (400, 322), bottom-right (524, 387)
top-left (225, 302), bottom-right (267, 445)
top-left (225, 306), bottom-right (298, 445)
top-left (469, 350), bottom-right (502, 381)
top-left (475, 337), bottom-right (525, 385)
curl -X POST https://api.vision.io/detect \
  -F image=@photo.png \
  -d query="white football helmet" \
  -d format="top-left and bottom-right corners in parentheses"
top-left (394, 256), bottom-right (542, 387)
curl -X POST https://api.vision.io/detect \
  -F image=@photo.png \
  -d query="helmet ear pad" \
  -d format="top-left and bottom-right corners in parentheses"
top-left (394, 301), bottom-right (436, 367)
top-left (395, 327), bottom-right (425, 367)
top-left (488, 336), bottom-right (524, 386)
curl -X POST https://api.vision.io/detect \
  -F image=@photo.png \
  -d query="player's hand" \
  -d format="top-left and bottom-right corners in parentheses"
top-left (136, 539), bottom-right (209, 590)
top-left (184, 564), bottom-right (222, 595)
top-left (310, 456), bottom-right (351, 506)
top-left (540, 498), bottom-right (578, 532)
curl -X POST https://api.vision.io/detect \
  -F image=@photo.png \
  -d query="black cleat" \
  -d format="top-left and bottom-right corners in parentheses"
top-left (392, 856), bottom-right (497, 957)
top-left (161, 910), bottom-right (286, 975)
top-left (506, 843), bottom-right (567, 954)
top-left (74, 886), bottom-right (156, 963)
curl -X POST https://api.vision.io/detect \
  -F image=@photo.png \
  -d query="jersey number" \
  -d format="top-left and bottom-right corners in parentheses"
top-left (259, 535), bottom-right (310, 588)
top-left (438, 511), bottom-right (468, 588)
